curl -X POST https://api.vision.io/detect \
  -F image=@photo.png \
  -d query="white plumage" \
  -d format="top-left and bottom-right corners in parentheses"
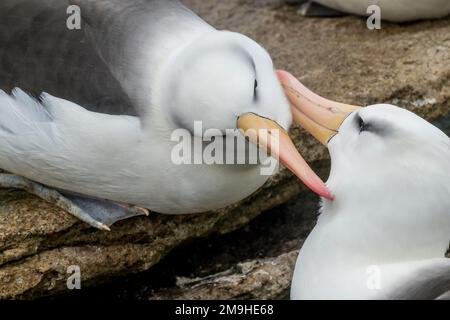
top-left (291, 105), bottom-right (450, 299)
top-left (0, 0), bottom-right (289, 214)
top-left (2, 0), bottom-right (334, 229)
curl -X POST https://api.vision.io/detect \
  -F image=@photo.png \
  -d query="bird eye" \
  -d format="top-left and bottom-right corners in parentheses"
top-left (356, 115), bottom-right (367, 133)
top-left (253, 79), bottom-right (258, 101)
top-left (355, 113), bottom-right (389, 136)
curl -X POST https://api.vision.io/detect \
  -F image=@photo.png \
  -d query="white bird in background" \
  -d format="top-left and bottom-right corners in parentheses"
top-left (278, 71), bottom-right (450, 299)
top-left (301, 0), bottom-right (450, 22)
top-left (0, 0), bottom-right (333, 230)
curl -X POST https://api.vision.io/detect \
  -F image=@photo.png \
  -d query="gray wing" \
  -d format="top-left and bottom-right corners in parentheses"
top-left (0, 0), bottom-right (212, 116)
top-left (69, 0), bottom-right (213, 115)
top-left (387, 257), bottom-right (450, 300)
top-left (0, 0), bottom-right (135, 115)
top-left (437, 291), bottom-right (450, 300)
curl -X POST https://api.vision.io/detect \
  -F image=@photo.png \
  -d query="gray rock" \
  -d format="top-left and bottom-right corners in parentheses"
top-left (148, 251), bottom-right (298, 300)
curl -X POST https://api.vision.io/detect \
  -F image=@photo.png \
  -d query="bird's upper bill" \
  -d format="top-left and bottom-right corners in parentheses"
top-left (275, 70), bottom-right (362, 199)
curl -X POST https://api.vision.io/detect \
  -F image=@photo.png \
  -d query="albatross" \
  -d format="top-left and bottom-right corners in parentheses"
top-left (301, 0), bottom-right (450, 22)
top-left (277, 70), bottom-right (450, 299)
top-left (0, 0), bottom-right (333, 230)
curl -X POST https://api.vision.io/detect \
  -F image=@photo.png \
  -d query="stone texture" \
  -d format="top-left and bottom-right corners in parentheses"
top-left (1, 0), bottom-right (450, 299)
top-left (148, 251), bottom-right (298, 300)
top-left (0, 172), bottom-right (307, 299)
top-left (66, 188), bottom-right (321, 300)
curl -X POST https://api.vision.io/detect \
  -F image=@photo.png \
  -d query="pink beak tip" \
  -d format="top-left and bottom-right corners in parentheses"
top-left (276, 69), bottom-right (335, 202)
top-left (307, 178), bottom-right (335, 201)
top-left (323, 192), bottom-right (335, 201)
top-left (275, 69), bottom-right (290, 82)
top-left (313, 183), bottom-right (335, 201)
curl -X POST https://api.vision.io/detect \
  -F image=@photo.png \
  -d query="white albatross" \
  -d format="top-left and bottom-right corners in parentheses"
top-left (277, 70), bottom-right (450, 299)
top-left (302, 0), bottom-right (450, 22)
top-left (0, 0), bottom-right (334, 230)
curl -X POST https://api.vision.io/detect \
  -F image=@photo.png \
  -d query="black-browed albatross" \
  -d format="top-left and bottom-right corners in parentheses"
top-left (278, 70), bottom-right (450, 300)
top-left (0, 0), bottom-right (336, 230)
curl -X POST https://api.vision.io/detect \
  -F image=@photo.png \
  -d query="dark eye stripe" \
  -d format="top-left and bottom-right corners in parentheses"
top-left (253, 79), bottom-right (259, 102)
top-left (356, 114), bottom-right (369, 133)
top-left (355, 113), bottom-right (391, 136)
top-left (357, 115), bottom-right (366, 133)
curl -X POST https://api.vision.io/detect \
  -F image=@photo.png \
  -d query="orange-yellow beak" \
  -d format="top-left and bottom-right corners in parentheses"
top-left (237, 113), bottom-right (334, 200)
top-left (276, 70), bottom-right (362, 146)
top-left (237, 70), bottom-right (361, 201)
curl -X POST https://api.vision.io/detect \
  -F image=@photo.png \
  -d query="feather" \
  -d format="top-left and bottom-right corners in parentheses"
top-left (387, 259), bottom-right (450, 300)
top-left (0, 0), bottom-right (212, 116)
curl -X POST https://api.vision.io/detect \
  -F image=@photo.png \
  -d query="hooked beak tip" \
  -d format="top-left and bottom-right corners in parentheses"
top-left (237, 112), bottom-right (334, 200)
top-left (276, 70), bottom-right (291, 85)
top-left (322, 191), bottom-right (335, 201)
top-left (276, 70), bottom-right (363, 201)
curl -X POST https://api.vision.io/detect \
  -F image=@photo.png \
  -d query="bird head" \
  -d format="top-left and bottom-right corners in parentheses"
top-left (277, 70), bottom-right (450, 212)
top-left (162, 31), bottom-right (333, 200)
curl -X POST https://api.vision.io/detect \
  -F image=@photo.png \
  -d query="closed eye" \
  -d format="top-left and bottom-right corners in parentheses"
top-left (355, 114), bottom-right (368, 133)
top-left (355, 113), bottom-right (391, 136)
top-left (253, 79), bottom-right (258, 102)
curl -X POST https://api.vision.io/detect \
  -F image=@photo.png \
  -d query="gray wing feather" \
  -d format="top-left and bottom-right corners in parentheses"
top-left (0, 0), bottom-right (211, 116)
top-left (387, 258), bottom-right (450, 300)
top-left (437, 291), bottom-right (450, 300)
top-left (0, 0), bottom-right (135, 115)
top-left (0, 88), bottom-right (63, 136)
top-left (69, 0), bottom-right (212, 115)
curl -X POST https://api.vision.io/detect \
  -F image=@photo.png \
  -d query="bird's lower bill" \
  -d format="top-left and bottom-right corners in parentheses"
top-left (277, 70), bottom-right (362, 146)
top-left (237, 71), bottom-right (361, 201)
top-left (274, 69), bottom-right (362, 198)
top-left (237, 113), bottom-right (334, 200)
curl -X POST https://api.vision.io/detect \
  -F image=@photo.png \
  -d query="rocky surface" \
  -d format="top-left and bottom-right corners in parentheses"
top-left (147, 251), bottom-right (298, 300)
top-left (1, 0), bottom-right (449, 299)
top-left (0, 171), bottom-right (308, 299)
top-left (53, 188), bottom-right (321, 300)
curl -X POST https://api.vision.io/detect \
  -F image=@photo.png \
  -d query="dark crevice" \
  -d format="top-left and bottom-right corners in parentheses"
top-left (45, 189), bottom-right (320, 300)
